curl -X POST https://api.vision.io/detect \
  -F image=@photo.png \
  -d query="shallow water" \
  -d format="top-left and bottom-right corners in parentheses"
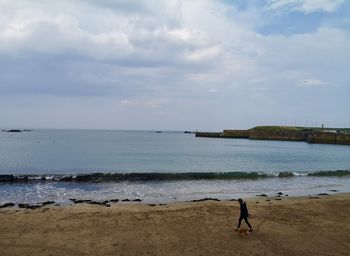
top-left (1, 176), bottom-right (349, 204)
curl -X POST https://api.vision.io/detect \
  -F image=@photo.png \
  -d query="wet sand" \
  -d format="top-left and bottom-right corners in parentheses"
top-left (1, 194), bottom-right (349, 256)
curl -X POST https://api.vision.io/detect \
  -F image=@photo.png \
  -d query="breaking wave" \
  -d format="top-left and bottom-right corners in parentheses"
top-left (0, 170), bottom-right (349, 183)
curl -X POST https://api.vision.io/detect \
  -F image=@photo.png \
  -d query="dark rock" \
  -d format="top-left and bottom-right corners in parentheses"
top-left (0, 175), bottom-right (15, 182)
top-left (109, 199), bottom-right (119, 203)
top-left (266, 199), bottom-right (271, 201)
top-left (277, 192), bottom-right (283, 195)
top-left (29, 205), bottom-right (42, 209)
top-left (329, 190), bottom-right (339, 192)
top-left (0, 203), bottom-right (16, 208)
top-left (69, 199), bottom-right (107, 206)
top-left (22, 129), bottom-right (33, 132)
top-left (256, 202), bottom-right (259, 204)
top-left (6, 129), bottom-right (22, 133)
top-left (274, 198), bottom-right (282, 200)
top-left (257, 194), bottom-right (268, 197)
top-left (148, 204), bottom-right (156, 206)
top-left (18, 204), bottom-right (42, 209)
top-left (133, 199), bottom-right (142, 202)
top-left (158, 204), bottom-right (166, 206)
top-left (309, 196), bottom-right (319, 199)
top-left (69, 199), bottom-right (92, 204)
top-left (191, 198), bottom-right (220, 202)
top-left (42, 201), bottom-right (55, 206)
top-left (228, 199), bottom-right (237, 201)
top-left (285, 195), bottom-right (289, 197)
top-left (121, 199), bottom-right (130, 202)
top-left (317, 193), bottom-right (329, 196)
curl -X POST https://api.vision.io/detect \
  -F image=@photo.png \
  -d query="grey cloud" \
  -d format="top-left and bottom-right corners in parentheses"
top-left (0, 55), bottom-right (157, 97)
top-left (0, 0), bottom-right (349, 129)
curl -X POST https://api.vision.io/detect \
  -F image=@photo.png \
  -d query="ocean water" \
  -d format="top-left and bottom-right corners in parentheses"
top-left (1, 129), bottom-right (350, 204)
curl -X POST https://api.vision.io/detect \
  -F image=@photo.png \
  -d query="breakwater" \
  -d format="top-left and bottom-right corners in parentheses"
top-left (196, 127), bottom-right (350, 145)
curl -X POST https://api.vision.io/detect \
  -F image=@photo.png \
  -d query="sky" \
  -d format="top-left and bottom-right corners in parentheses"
top-left (0, 0), bottom-right (349, 130)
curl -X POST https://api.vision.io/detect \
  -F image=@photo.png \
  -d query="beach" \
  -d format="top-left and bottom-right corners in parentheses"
top-left (1, 194), bottom-right (349, 256)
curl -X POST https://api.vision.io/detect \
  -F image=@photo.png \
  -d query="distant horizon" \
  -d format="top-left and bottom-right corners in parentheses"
top-left (2, 124), bottom-right (350, 132)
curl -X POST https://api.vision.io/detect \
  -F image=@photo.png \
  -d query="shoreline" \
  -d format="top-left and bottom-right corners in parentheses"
top-left (0, 189), bottom-right (347, 209)
top-left (1, 193), bottom-right (349, 255)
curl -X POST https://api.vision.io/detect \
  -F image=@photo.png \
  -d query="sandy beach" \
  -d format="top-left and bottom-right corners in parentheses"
top-left (1, 194), bottom-right (349, 256)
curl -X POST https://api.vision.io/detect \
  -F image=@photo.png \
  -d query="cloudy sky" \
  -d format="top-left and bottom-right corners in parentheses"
top-left (0, 0), bottom-right (349, 130)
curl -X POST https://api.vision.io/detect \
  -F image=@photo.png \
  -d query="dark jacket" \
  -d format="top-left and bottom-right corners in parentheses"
top-left (239, 201), bottom-right (249, 217)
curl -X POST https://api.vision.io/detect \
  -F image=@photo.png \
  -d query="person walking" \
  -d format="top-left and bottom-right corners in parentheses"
top-left (235, 198), bottom-right (253, 232)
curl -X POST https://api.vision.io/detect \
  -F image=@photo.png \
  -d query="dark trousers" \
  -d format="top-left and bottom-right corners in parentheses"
top-left (237, 215), bottom-right (252, 229)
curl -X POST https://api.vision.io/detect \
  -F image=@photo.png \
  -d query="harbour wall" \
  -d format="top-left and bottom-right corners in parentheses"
top-left (195, 132), bottom-right (222, 138)
top-left (249, 130), bottom-right (307, 141)
top-left (195, 130), bottom-right (350, 145)
top-left (222, 130), bottom-right (250, 138)
top-left (307, 132), bottom-right (350, 145)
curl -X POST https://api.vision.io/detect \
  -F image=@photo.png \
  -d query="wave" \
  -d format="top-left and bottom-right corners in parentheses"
top-left (0, 170), bottom-right (349, 183)
top-left (307, 170), bottom-right (350, 177)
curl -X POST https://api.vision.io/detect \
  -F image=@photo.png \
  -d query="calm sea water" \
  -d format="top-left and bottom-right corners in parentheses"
top-left (1, 129), bottom-right (350, 204)
top-left (1, 129), bottom-right (350, 174)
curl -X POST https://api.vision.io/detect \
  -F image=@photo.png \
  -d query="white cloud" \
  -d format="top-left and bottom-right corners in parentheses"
top-left (0, 11), bottom-right (133, 58)
top-left (166, 28), bottom-right (209, 46)
top-left (268, 0), bottom-right (345, 13)
top-left (187, 46), bottom-right (220, 62)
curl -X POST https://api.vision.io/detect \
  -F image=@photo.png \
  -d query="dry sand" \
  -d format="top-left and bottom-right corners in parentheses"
top-left (1, 194), bottom-right (349, 256)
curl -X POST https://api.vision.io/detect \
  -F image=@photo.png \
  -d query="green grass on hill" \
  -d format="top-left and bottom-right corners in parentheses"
top-left (249, 126), bottom-right (350, 133)
top-left (249, 126), bottom-right (304, 132)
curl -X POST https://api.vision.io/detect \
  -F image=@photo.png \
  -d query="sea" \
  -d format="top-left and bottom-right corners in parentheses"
top-left (1, 129), bottom-right (350, 204)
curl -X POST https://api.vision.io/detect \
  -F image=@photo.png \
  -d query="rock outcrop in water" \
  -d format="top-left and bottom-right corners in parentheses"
top-left (69, 198), bottom-right (141, 206)
top-left (191, 198), bottom-right (221, 202)
top-left (6, 129), bottom-right (22, 133)
top-left (0, 203), bottom-right (16, 208)
top-left (0, 201), bottom-right (56, 209)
